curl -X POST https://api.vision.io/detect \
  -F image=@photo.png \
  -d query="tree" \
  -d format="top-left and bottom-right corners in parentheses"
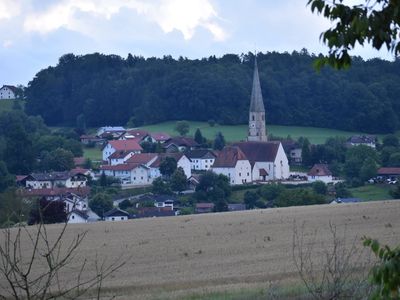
top-left (359, 157), bottom-right (378, 182)
top-left (75, 113), bottom-right (86, 135)
top-left (275, 189), bottom-right (326, 207)
top-left (151, 177), bottom-right (173, 195)
top-left (308, 0), bottom-right (400, 69)
top-left (0, 214), bottom-right (126, 299)
top-left (159, 157), bottom-right (177, 178)
top-left (89, 193), bottom-right (113, 218)
top-left (174, 120), bottom-right (190, 136)
top-left (259, 183), bottom-right (285, 201)
top-left (312, 181), bottom-right (328, 195)
top-left (301, 138), bottom-right (312, 167)
top-left (363, 238), bottom-right (400, 299)
top-left (0, 161), bottom-right (14, 193)
top-left (194, 128), bottom-right (206, 145)
top-left (29, 198), bottom-right (67, 224)
top-left (170, 167), bottom-right (187, 192)
top-left (383, 134), bottom-right (399, 148)
top-left (213, 132), bottom-right (225, 150)
top-left (40, 148), bottom-right (75, 171)
top-left (244, 191), bottom-right (258, 209)
top-left (119, 199), bottom-right (133, 210)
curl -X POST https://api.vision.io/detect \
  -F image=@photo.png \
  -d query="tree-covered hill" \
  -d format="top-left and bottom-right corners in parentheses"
top-left (25, 51), bottom-right (400, 133)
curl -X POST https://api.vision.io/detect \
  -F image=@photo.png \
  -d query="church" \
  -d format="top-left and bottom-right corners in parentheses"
top-left (212, 57), bottom-right (289, 184)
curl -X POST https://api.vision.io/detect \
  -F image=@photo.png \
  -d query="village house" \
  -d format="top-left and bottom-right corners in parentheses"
top-left (0, 85), bottom-right (17, 99)
top-left (120, 129), bottom-right (150, 141)
top-left (102, 139), bottom-right (142, 161)
top-left (149, 152), bottom-right (192, 178)
top-left (108, 150), bottom-right (136, 165)
top-left (162, 137), bottom-right (199, 153)
top-left (185, 149), bottom-right (217, 171)
top-left (281, 140), bottom-right (302, 164)
top-left (147, 132), bottom-right (171, 143)
top-left (307, 164), bottom-right (333, 183)
top-left (132, 207), bottom-right (176, 218)
top-left (19, 186), bottom-right (91, 201)
top-left (24, 171), bottom-right (88, 189)
top-left (195, 203), bottom-right (215, 214)
top-left (100, 163), bottom-right (151, 186)
top-left (377, 167), bottom-right (400, 180)
top-left (97, 126), bottom-right (126, 136)
top-left (68, 210), bottom-right (90, 224)
top-left (125, 153), bottom-right (159, 180)
top-left (79, 134), bottom-right (105, 146)
top-left (103, 208), bottom-right (130, 221)
top-left (346, 135), bottom-right (376, 148)
top-left (212, 146), bottom-right (252, 185)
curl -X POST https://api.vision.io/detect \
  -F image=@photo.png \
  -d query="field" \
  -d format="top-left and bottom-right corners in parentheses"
top-left (140, 121), bottom-right (374, 144)
top-left (83, 147), bottom-right (102, 161)
top-left (4, 200), bottom-right (400, 299)
top-left (349, 184), bottom-right (394, 201)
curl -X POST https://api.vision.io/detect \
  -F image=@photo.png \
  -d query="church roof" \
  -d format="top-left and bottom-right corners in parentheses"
top-left (249, 58), bottom-right (265, 113)
top-left (212, 146), bottom-right (248, 168)
top-left (233, 141), bottom-right (280, 165)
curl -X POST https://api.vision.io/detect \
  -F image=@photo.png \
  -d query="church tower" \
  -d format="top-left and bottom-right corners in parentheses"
top-left (248, 56), bottom-right (267, 142)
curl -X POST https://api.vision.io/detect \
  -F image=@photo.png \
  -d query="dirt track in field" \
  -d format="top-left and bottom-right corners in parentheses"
top-left (3, 200), bottom-right (400, 299)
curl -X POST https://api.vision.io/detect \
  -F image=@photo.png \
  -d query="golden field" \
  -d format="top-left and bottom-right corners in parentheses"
top-left (2, 200), bottom-right (400, 299)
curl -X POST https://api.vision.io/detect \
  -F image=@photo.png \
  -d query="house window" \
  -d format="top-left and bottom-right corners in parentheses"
top-left (112, 217), bottom-right (115, 221)
top-left (239, 172), bottom-right (241, 176)
top-left (72, 215), bottom-right (75, 219)
top-left (247, 172), bottom-right (249, 176)
top-left (141, 177), bottom-right (143, 180)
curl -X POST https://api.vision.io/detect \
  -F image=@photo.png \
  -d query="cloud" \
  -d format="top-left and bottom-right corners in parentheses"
top-left (2, 39), bottom-right (13, 48)
top-left (23, 0), bottom-right (227, 41)
top-left (0, 0), bottom-right (21, 20)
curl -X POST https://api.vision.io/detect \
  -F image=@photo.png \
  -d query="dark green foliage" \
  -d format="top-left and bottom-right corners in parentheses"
top-left (259, 183), bottom-right (285, 201)
top-left (98, 172), bottom-right (119, 187)
top-left (213, 132), bottom-right (225, 150)
top-left (174, 121), bottom-right (190, 136)
top-left (244, 191), bottom-right (259, 209)
top-left (194, 171), bottom-right (231, 212)
top-left (363, 237), bottom-right (400, 299)
top-left (390, 184), bottom-right (400, 199)
top-left (312, 181), bottom-right (328, 195)
top-left (344, 145), bottom-right (379, 181)
top-left (388, 153), bottom-right (400, 167)
top-left (194, 128), bottom-right (206, 145)
top-left (25, 52), bottom-right (400, 133)
top-left (308, 0), bottom-right (400, 69)
top-left (159, 157), bottom-right (177, 178)
top-left (382, 134), bottom-right (399, 148)
top-left (75, 113), bottom-right (86, 135)
top-left (0, 189), bottom-right (30, 227)
top-left (29, 198), bottom-right (67, 225)
top-left (118, 199), bottom-right (133, 210)
top-left (39, 148), bottom-right (75, 171)
top-left (89, 193), bottom-right (113, 217)
top-left (301, 138), bottom-right (311, 167)
top-left (151, 177), bottom-right (172, 195)
top-left (275, 189), bottom-right (326, 207)
top-left (0, 162), bottom-right (14, 193)
top-left (334, 182), bottom-right (352, 198)
top-left (170, 167), bottom-right (187, 192)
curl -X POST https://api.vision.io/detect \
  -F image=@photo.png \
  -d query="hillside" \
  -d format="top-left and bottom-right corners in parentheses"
top-left (25, 52), bottom-right (400, 133)
top-left (7, 200), bottom-right (400, 299)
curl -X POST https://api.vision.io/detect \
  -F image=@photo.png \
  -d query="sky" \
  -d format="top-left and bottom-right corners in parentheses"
top-left (0, 0), bottom-right (394, 86)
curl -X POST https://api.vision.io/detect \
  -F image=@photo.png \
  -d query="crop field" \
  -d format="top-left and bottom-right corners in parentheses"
top-left (3, 200), bottom-right (400, 299)
top-left (140, 121), bottom-right (375, 144)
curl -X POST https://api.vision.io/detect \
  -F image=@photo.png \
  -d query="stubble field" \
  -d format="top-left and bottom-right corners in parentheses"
top-left (3, 200), bottom-right (400, 299)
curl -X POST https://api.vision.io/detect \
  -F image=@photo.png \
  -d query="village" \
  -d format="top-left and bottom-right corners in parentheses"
top-left (9, 60), bottom-right (400, 224)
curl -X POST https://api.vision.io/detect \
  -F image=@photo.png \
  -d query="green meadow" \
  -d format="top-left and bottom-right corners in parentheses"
top-left (140, 121), bottom-right (375, 144)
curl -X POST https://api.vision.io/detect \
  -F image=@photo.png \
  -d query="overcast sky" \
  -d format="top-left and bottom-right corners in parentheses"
top-left (0, 0), bottom-right (394, 85)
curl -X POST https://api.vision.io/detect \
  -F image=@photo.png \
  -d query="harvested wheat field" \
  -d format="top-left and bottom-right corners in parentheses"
top-left (2, 200), bottom-right (400, 299)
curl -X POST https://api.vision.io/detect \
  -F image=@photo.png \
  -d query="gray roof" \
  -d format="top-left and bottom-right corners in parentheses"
top-left (249, 58), bottom-right (265, 113)
top-left (185, 149), bottom-right (216, 160)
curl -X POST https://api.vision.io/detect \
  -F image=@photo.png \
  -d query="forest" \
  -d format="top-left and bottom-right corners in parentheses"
top-left (25, 50), bottom-right (400, 133)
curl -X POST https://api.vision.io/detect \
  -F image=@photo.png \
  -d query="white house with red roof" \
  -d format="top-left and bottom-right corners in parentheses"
top-left (307, 164), bottom-right (333, 183)
top-left (212, 146), bottom-right (252, 185)
top-left (148, 132), bottom-right (171, 143)
top-left (0, 85), bottom-right (17, 99)
top-left (100, 163), bottom-right (151, 186)
top-left (102, 140), bottom-right (142, 161)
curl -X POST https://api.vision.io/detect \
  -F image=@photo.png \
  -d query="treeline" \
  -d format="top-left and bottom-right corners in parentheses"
top-left (26, 50), bottom-right (400, 133)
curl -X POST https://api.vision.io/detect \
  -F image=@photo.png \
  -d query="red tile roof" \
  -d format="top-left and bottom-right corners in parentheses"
top-left (108, 150), bottom-right (134, 159)
top-left (125, 129), bottom-right (149, 140)
top-left (100, 163), bottom-right (141, 171)
top-left (151, 132), bottom-right (171, 141)
top-left (377, 167), bottom-right (400, 175)
top-left (20, 187), bottom-right (91, 197)
top-left (212, 146), bottom-right (248, 168)
top-left (308, 164), bottom-right (332, 176)
top-left (108, 140), bottom-right (143, 152)
top-left (149, 153), bottom-right (185, 168)
top-left (125, 153), bottom-right (158, 164)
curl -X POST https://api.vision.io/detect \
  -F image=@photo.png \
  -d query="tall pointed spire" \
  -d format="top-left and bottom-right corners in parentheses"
top-left (247, 53), bottom-right (267, 142)
top-left (249, 56), bottom-right (265, 112)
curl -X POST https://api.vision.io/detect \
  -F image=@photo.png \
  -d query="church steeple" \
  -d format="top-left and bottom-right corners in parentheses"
top-left (248, 55), bottom-right (267, 142)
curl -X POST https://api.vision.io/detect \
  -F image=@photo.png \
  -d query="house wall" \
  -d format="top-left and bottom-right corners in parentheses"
top-left (307, 175), bottom-right (333, 183)
top-left (290, 148), bottom-right (302, 163)
top-left (68, 213), bottom-right (87, 224)
top-left (177, 156), bottom-right (192, 178)
top-left (129, 166), bottom-right (151, 185)
top-left (102, 144), bottom-right (115, 161)
top-left (0, 87), bottom-right (16, 99)
top-left (252, 162), bottom-right (274, 181)
top-left (213, 160), bottom-right (252, 185)
top-left (105, 216), bottom-right (127, 221)
top-left (273, 144), bottom-right (290, 180)
top-left (26, 180), bottom-right (53, 189)
top-left (190, 158), bottom-right (215, 171)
